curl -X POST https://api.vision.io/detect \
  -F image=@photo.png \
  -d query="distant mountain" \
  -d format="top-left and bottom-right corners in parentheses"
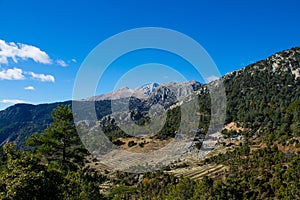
top-left (0, 101), bottom-right (71, 148)
top-left (140, 82), bottom-right (159, 95)
top-left (0, 81), bottom-right (201, 148)
top-left (143, 81), bottom-right (201, 108)
top-left (0, 47), bottom-right (299, 148)
top-left (84, 83), bottom-right (159, 101)
top-left (0, 47), bottom-right (299, 200)
top-left (83, 81), bottom-right (199, 102)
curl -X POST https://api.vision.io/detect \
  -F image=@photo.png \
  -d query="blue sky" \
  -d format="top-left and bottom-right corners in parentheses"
top-left (0, 0), bottom-right (300, 110)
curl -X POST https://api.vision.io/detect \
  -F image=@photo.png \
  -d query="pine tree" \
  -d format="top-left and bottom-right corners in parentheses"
top-left (27, 105), bottom-right (88, 170)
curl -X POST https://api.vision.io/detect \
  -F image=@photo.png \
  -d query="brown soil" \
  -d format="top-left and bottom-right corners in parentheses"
top-left (277, 143), bottom-right (300, 152)
top-left (223, 122), bottom-right (245, 132)
top-left (114, 137), bottom-right (173, 153)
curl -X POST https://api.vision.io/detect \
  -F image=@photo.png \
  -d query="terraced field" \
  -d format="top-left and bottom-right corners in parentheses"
top-left (169, 163), bottom-right (228, 180)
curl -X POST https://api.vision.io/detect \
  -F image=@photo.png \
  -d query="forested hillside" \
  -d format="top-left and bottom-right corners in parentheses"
top-left (0, 81), bottom-right (201, 148)
top-left (0, 47), bottom-right (299, 199)
top-left (0, 102), bottom-right (70, 148)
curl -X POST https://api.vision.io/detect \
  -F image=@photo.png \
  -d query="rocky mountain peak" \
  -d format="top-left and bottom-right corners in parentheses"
top-left (224, 46), bottom-right (300, 81)
top-left (83, 81), bottom-right (201, 102)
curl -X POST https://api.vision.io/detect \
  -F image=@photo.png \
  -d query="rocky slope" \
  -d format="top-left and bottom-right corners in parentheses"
top-left (0, 81), bottom-right (201, 147)
top-left (0, 46), bottom-right (299, 148)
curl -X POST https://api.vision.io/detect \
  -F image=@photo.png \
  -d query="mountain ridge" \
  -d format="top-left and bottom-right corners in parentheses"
top-left (0, 80), bottom-right (202, 147)
top-left (0, 46), bottom-right (299, 148)
top-left (223, 46), bottom-right (300, 80)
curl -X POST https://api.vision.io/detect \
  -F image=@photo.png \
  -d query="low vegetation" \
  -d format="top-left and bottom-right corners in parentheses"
top-left (0, 47), bottom-right (299, 199)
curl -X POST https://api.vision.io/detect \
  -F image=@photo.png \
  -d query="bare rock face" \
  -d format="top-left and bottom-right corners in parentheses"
top-left (84, 81), bottom-right (201, 108)
top-left (224, 47), bottom-right (300, 80)
top-left (1, 46), bottom-right (299, 148)
top-left (143, 81), bottom-right (201, 108)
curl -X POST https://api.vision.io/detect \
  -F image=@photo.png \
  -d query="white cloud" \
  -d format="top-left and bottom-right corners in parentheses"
top-left (0, 67), bottom-right (55, 82)
top-left (28, 72), bottom-right (55, 82)
top-left (24, 86), bottom-right (35, 90)
top-left (56, 59), bottom-right (68, 67)
top-left (1, 99), bottom-right (27, 104)
top-left (205, 75), bottom-right (219, 83)
top-left (0, 39), bottom-right (52, 64)
top-left (0, 67), bottom-right (25, 80)
top-left (71, 58), bottom-right (77, 63)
